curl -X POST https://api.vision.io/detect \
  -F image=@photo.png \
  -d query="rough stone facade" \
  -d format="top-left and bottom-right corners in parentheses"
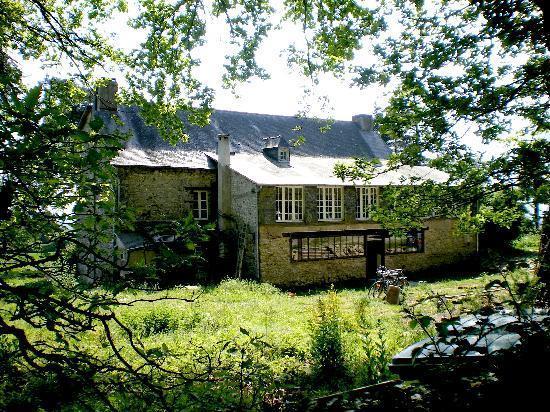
top-left (258, 219), bottom-right (476, 286)
top-left (116, 169), bottom-right (477, 286)
top-left (229, 170), bottom-right (259, 278)
top-left (117, 166), bottom-right (216, 221)
top-left (257, 185), bottom-right (477, 286)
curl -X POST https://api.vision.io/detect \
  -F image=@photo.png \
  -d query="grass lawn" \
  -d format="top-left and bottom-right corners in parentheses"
top-left (108, 266), bottom-right (535, 400)
top-left (1, 234), bottom-right (541, 409)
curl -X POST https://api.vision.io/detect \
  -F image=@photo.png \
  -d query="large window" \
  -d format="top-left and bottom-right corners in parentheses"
top-left (385, 229), bottom-right (425, 254)
top-left (356, 186), bottom-right (378, 220)
top-left (318, 186), bottom-right (343, 221)
top-left (290, 234), bottom-right (365, 261)
top-left (276, 186), bottom-right (303, 222)
top-left (192, 190), bottom-right (209, 220)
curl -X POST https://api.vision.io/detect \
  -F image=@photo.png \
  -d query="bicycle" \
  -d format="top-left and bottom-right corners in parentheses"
top-left (368, 266), bottom-right (408, 298)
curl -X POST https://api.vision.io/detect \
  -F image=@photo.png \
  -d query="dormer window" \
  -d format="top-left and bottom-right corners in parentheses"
top-left (263, 135), bottom-right (291, 165)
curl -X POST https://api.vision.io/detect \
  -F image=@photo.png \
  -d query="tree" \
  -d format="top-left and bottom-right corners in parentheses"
top-left (283, 0), bottom-right (549, 279)
top-left (0, 0), bottom-right (275, 409)
top-left (1, 0), bottom-right (549, 408)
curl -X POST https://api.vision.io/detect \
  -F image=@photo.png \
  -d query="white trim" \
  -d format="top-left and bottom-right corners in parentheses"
top-left (193, 190), bottom-right (209, 220)
top-left (279, 149), bottom-right (289, 161)
top-left (276, 186), bottom-right (303, 222)
top-left (317, 186), bottom-right (343, 221)
top-left (356, 186), bottom-right (378, 220)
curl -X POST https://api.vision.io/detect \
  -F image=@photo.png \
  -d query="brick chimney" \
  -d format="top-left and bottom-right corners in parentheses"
top-left (217, 134), bottom-right (231, 230)
top-left (352, 114), bottom-right (374, 131)
top-left (95, 78), bottom-right (118, 111)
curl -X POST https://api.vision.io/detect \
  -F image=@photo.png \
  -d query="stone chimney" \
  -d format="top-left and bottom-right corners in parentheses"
top-left (352, 114), bottom-right (374, 131)
top-left (217, 134), bottom-right (231, 230)
top-left (96, 78), bottom-right (118, 111)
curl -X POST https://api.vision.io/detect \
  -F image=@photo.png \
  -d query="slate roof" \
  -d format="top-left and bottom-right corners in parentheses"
top-left (106, 107), bottom-right (392, 169)
top-left (263, 136), bottom-right (290, 149)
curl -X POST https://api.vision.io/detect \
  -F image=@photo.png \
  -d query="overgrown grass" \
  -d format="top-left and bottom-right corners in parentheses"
top-left (2, 234), bottom-right (541, 409)
top-left (109, 269), bottom-right (531, 397)
top-left (512, 232), bottom-right (541, 254)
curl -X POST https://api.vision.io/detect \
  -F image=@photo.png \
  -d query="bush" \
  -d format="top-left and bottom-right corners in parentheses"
top-left (122, 306), bottom-right (180, 338)
top-left (309, 287), bottom-right (349, 385)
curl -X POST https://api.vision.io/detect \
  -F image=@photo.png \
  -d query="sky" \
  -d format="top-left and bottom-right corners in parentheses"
top-left (199, 19), bottom-right (384, 121)
top-left (21, 2), bottom-right (386, 122)
top-left (20, 1), bottom-right (514, 156)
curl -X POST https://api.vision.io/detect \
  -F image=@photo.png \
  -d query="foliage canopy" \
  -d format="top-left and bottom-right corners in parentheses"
top-left (0, 0), bottom-right (549, 408)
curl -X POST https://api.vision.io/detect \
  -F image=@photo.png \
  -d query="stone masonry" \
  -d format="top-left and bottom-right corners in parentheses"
top-left (117, 166), bottom-right (216, 221)
top-left (229, 170), bottom-right (259, 278)
top-left (257, 186), bottom-right (477, 286)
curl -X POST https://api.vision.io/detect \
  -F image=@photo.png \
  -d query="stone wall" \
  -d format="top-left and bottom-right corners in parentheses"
top-left (230, 171), bottom-right (259, 278)
top-left (117, 166), bottom-right (216, 221)
top-left (258, 186), bottom-right (359, 225)
top-left (258, 218), bottom-right (477, 286)
top-left (385, 219), bottom-right (476, 272)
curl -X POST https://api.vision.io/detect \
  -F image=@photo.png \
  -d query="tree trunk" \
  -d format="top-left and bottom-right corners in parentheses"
top-left (537, 210), bottom-right (550, 282)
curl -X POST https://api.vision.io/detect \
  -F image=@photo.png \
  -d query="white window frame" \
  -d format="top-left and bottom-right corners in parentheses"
top-left (356, 186), bottom-right (378, 220)
top-left (275, 186), bottom-right (303, 222)
top-left (317, 186), bottom-right (343, 221)
top-left (192, 190), bottom-right (209, 220)
top-left (279, 148), bottom-right (289, 161)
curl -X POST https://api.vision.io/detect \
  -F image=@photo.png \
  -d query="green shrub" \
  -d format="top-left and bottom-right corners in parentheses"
top-left (122, 306), bottom-right (180, 338)
top-left (512, 233), bottom-right (541, 254)
top-left (309, 287), bottom-right (349, 385)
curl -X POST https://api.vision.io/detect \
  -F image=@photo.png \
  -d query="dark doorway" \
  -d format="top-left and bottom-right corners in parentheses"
top-left (366, 235), bottom-right (385, 279)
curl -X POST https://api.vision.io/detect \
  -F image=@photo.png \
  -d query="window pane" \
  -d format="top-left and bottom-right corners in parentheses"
top-left (192, 190), bottom-right (208, 220)
top-left (290, 233), bottom-right (368, 261)
top-left (276, 186), bottom-right (303, 221)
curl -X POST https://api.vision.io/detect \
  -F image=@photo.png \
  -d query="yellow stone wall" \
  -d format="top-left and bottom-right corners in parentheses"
top-left (258, 218), bottom-right (477, 286)
top-left (117, 166), bottom-right (216, 221)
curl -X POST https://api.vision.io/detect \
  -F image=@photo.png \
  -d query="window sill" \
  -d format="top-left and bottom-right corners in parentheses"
top-left (318, 219), bottom-right (344, 222)
top-left (276, 220), bottom-right (304, 223)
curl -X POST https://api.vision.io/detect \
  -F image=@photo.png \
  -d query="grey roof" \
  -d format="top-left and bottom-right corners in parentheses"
top-left (116, 232), bottom-right (146, 251)
top-left (206, 153), bottom-right (449, 186)
top-left (263, 136), bottom-right (290, 149)
top-left (106, 107), bottom-right (392, 169)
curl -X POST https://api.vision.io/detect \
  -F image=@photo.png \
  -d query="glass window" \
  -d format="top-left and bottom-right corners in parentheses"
top-left (318, 187), bottom-right (343, 221)
top-left (192, 190), bottom-right (209, 220)
top-left (385, 229), bottom-right (425, 254)
top-left (279, 149), bottom-right (289, 161)
top-left (275, 186), bottom-right (303, 222)
top-left (356, 186), bottom-right (378, 220)
top-left (290, 234), bottom-right (365, 261)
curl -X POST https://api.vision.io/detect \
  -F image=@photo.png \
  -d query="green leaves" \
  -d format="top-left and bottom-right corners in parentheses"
top-left (409, 315), bottom-right (434, 329)
top-left (23, 85), bottom-right (42, 112)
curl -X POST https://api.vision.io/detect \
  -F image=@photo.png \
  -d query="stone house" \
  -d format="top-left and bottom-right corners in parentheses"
top-left (96, 83), bottom-right (477, 286)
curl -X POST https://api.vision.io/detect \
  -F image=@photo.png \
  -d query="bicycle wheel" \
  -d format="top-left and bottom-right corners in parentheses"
top-left (368, 280), bottom-right (386, 298)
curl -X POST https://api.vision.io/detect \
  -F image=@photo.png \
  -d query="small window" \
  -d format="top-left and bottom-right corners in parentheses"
top-left (356, 187), bottom-right (378, 220)
top-left (276, 186), bottom-right (303, 222)
top-left (291, 234), bottom-right (365, 261)
top-left (192, 190), bottom-right (209, 220)
top-left (318, 187), bottom-right (343, 221)
top-left (279, 149), bottom-right (289, 161)
top-left (385, 229), bottom-right (425, 254)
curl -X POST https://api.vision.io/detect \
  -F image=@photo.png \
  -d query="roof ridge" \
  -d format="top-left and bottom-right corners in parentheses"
top-left (213, 108), bottom-right (354, 124)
